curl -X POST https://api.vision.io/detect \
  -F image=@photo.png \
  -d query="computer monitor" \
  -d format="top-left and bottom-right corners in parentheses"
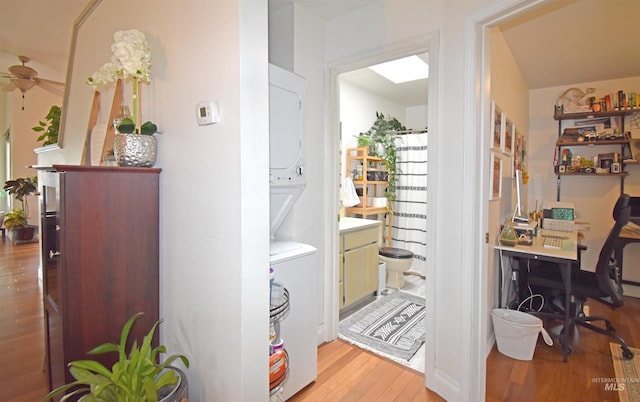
top-left (512, 169), bottom-right (528, 223)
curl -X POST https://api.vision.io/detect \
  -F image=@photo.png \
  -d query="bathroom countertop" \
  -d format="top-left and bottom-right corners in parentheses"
top-left (339, 217), bottom-right (381, 234)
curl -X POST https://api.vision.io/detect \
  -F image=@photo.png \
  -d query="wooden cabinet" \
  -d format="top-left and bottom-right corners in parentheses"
top-left (553, 107), bottom-right (636, 200)
top-left (345, 147), bottom-right (392, 245)
top-left (38, 165), bottom-right (161, 399)
top-left (339, 223), bottom-right (380, 310)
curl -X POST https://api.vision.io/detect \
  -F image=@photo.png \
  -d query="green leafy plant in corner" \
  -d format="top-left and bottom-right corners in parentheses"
top-left (31, 105), bottom-right (61, 146)
top-left (43, 312), bottom-right (189, 402)
top-left (355, 112), bottom-right (406, 203)
top-left (4, 176), bottom-right (38, 221)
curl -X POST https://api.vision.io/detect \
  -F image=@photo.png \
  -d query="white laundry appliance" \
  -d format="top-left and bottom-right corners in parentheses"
top-left (269, 63), bottom-right (306, 242)
top-left (268, 64), bottom-right (317, 400)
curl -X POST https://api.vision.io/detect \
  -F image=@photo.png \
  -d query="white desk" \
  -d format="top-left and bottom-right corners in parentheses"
top-left (495, 229), bottom-right (579, 362)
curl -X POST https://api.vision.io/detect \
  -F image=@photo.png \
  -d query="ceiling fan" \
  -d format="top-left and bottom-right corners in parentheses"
top-left (1, 56), bottom-right (64, 108)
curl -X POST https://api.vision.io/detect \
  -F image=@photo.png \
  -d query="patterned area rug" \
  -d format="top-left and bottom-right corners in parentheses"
top-left (339, 291), bottom-right (426, 362)
top-left (610, 343), bottom-right (640, 402)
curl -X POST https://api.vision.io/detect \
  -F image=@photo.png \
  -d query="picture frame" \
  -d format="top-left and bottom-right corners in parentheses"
top-left (502, 118), bottom-right (514, 156)
top-left (513, 128), bottom-right (523, 177)
top-left (489, 152), bottom-right (502, 200)
top-left (490, 101), bottom-right (502, 151)
top-left (611, 162), bottom-right (621, 174)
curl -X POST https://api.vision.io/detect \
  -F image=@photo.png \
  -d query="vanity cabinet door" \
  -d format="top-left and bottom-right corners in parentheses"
top-left (343, 243), bottom-right (378, 306)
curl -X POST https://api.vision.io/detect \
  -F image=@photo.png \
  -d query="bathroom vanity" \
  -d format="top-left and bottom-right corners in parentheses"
top-left (338, 217), bottom-right (381, 310)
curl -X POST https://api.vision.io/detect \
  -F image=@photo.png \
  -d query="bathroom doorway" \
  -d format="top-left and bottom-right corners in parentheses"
top-left (333, 49), bottom-right (431, 372)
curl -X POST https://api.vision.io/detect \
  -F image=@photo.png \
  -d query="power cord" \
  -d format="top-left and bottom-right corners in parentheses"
top-left (516, 259), bottom-right (545, 312)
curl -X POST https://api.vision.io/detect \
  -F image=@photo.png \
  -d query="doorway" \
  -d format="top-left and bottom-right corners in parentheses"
top-left (324, 35), bottom-right (439, 379)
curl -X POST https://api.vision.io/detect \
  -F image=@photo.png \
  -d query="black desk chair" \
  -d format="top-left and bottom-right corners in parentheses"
top-left (527, 193), bottom-right (634, 359)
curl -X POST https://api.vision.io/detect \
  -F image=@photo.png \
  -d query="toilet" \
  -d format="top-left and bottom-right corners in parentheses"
top-left (378, 247), bottom-right (414, 289)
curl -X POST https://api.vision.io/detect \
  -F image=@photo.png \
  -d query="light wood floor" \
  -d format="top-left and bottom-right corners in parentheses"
top-left (2, 239), bottom-right (639, 401)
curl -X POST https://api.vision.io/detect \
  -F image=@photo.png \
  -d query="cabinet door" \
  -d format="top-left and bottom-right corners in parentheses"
top-left (344, 243), bottom-right (378, 306)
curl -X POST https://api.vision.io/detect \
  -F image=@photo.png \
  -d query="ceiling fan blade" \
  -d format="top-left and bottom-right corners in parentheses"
top-left (1, 81), bottom-right (16, 92)
top-left (37, 77), bottom-right (64, 86)
top-left (37, 81), bottom-right (64, 96)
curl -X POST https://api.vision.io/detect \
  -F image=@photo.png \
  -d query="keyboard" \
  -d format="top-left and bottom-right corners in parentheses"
top-left (543, 236), bottom-right (563, 249)
top-left (542, 218), bottom-right (574, 232)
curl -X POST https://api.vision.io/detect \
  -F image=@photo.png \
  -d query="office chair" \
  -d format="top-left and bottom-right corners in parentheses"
top-left (527, 193), bottom-right (634, 359)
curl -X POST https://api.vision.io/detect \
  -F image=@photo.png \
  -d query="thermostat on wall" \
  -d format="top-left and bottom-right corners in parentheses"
top-left (196, 100), bottom-right (219, 126)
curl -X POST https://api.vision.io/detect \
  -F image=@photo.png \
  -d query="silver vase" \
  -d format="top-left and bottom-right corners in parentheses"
top-left (114, 133), bottom-right (157, 167)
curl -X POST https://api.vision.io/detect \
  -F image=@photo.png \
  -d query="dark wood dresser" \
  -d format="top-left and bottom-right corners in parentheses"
top-left (37, 165), bottom-right (161, 398)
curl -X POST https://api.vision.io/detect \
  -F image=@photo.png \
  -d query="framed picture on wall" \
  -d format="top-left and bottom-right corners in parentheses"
top-left (489, 152), bottom-right (502, 200)
top-left (502, 118), bottom-right (514, 156)
top-left (513, 128), bottom-right (523, 177)
top-left (491, 101), bottom-right (502, 151)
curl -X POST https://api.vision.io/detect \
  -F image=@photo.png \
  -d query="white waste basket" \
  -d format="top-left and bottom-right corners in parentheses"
top-left (491, 308), bottom-right (553, 360)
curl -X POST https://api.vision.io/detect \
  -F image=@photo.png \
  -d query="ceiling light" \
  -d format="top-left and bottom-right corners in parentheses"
top-left (11, 78), bottom-right (37, 93)
top-left (368, 55), bottom-right (429, 84)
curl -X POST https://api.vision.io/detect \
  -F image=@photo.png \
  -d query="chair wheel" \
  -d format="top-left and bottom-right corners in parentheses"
top-left (622, 347), bottom-right (634, 360)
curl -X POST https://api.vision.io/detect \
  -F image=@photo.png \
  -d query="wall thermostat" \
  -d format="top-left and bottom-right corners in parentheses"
top-left (196, 100), bottom-right (219, 126)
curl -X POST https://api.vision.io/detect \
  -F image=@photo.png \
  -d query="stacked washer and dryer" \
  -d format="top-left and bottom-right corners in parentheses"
top-left (268, 63), bottom-right (318, 401)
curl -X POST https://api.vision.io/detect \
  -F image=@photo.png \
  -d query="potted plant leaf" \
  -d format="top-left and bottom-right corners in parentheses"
top-left (32, 105), bottom-right (61, 146)
top-left (356, 112), bottom-right (406, 203)
top-left (3, 176), bottom-right (38, 243)
top-left (43, 312), bottom-right (189, 402)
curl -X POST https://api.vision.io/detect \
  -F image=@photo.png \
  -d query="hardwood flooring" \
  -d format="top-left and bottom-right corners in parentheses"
top-left (2, 239), bottom-right (639, 401)
top-left (0, 240), bottom-right (48, 401)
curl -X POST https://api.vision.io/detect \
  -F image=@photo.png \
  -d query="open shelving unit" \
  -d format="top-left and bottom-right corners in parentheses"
top-left (345, 147), bottom-right (392, 246)
top-left (552, 106), bottom-right (638, 200)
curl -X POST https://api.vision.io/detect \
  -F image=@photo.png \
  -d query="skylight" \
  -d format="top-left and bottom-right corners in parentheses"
top-left (368, 55), bottom-right (429, 84)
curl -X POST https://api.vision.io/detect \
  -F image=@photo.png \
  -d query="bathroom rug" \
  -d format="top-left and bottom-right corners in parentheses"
top-left (339, 291), bottom-right (425, 363)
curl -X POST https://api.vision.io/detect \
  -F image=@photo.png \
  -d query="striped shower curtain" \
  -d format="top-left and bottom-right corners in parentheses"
top-left (391, 132), bottom-right (428, 275)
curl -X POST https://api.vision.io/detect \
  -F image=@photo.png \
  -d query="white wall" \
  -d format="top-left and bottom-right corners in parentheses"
top-left (487, 27), bottom-right (530, 343)
top-left (529, 76), bottom-right (640, 286)
top-left (36, 1), bottom-right (270, 401)
top-left (7, 86), bottom-right (62, 223)
top-left (339, 79), bottom-right (412, 180)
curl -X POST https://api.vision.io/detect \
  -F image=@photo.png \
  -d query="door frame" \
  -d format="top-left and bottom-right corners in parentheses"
top-left (322, 30), bottom-right (439, 379)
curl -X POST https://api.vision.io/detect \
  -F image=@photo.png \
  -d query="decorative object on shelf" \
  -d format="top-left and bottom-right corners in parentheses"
top-left (555, 87), bottom-right (595, 112)
top-left (31, 105), bottom-right (61, 146)
top-left (43, 312), bottom-right (189, 402)
top-left (3, 176), bottom-right (38, 243)
top-left (87, 29), bottom-right (159, 167)
top-left (113, 132), bottom-right (158, 167)
top-left (356, 112), bottom-right (404, 202)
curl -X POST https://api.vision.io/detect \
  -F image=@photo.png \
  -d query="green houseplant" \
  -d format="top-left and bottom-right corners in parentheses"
top-left (31, 105), bottom-right (61, 146)
top-left (3, 176), bottom-right (38, 242)
top-left (43, 312), bottom-right (189, 402)
top-left (356, 112), bottom-right (406, 203)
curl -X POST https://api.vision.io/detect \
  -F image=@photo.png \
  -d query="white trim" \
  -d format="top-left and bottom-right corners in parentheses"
top-left (324, 32), bottom-right (438, 389)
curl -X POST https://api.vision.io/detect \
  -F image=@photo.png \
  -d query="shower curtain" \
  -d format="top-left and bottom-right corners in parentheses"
top-left (392, 132), bottom-right (428, 275)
